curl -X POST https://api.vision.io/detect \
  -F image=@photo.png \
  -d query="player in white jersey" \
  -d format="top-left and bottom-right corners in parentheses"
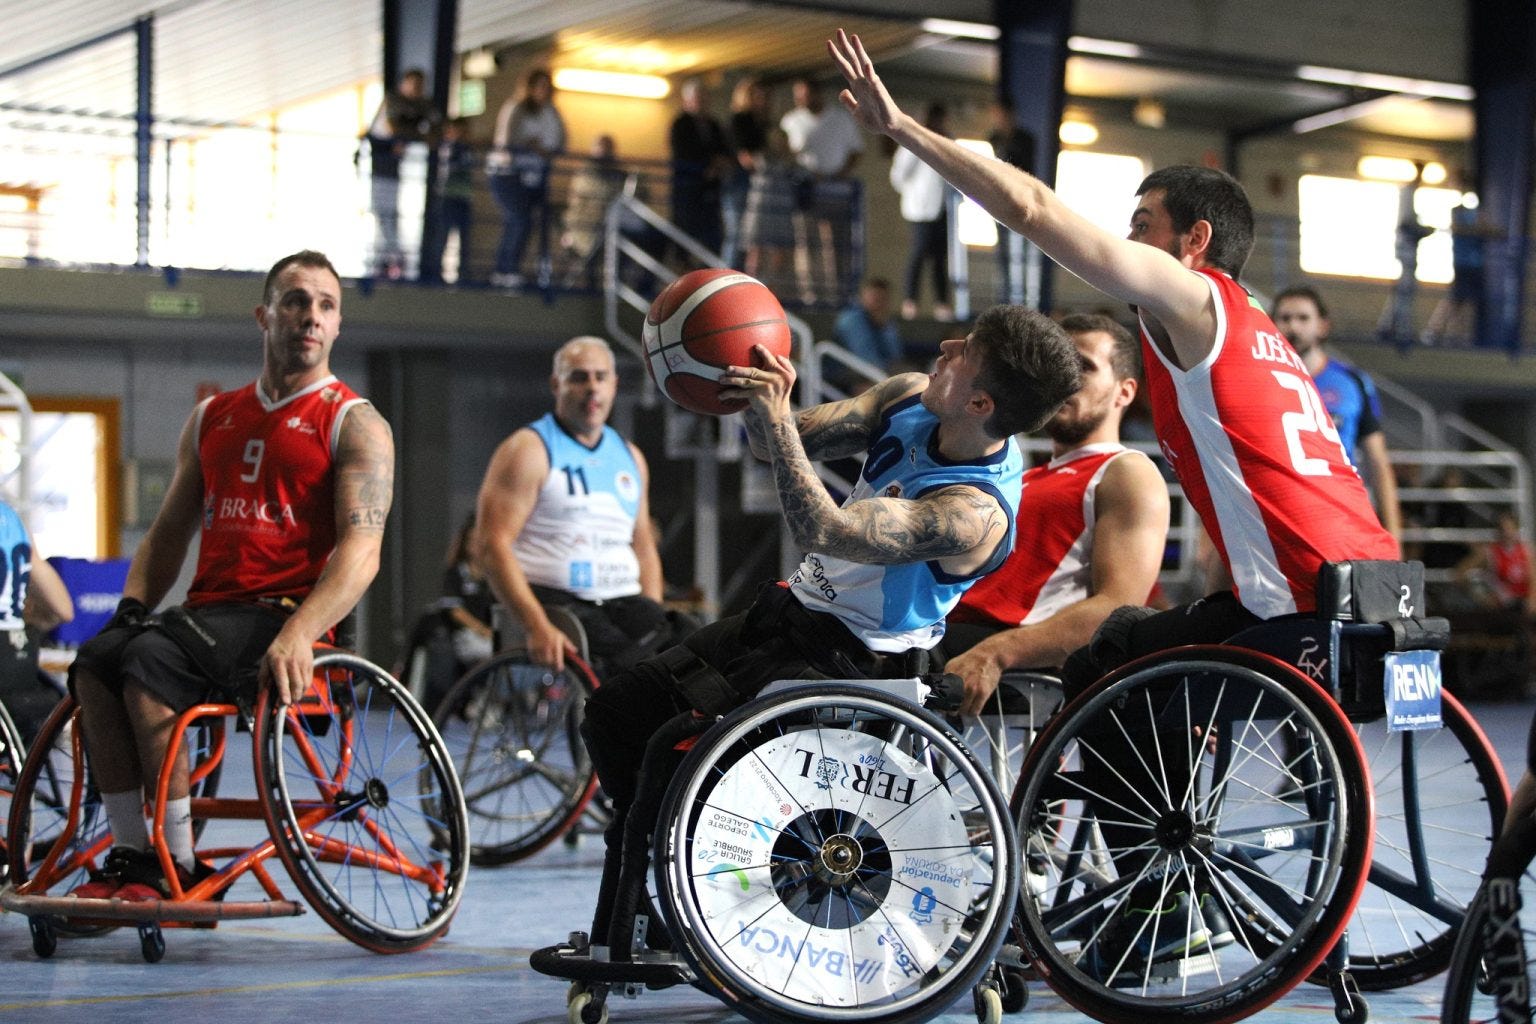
top-left (477, 336), bottom-right (676, 673)
top-left (0, 498), bottom-right (74, 742)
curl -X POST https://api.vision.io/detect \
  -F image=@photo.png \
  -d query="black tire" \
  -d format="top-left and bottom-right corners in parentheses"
top-left (1441, 815), bottom-right (1536, 1023)
top-left (6, 697), bottom-right (109, 900)
top-left (430, 648), bottom-right (598, 865)
top-left (255, 651), bottom-right (469, 953)
top-left (1315, 690), bottom-right (1508, 990)
top-left (654, 684), bottom-right (1019, 1024)
top-left (1010, 647), bottom-right (1374, 1024)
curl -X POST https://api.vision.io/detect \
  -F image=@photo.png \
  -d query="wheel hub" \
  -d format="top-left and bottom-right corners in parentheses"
top-left (1154, 809), bottom-right (1195, 850)
top-left (816, 833), bottom-right (864, 885)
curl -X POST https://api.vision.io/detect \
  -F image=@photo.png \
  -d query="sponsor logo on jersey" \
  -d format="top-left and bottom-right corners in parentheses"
top-left (883, 483), bottom-right (903, 499)
top-left (215, 413), bottom-right (236, 431)
top-left (207, 495), bottom-right (298, 527)
top-left (320, 387), bottom-right (342, 403)
top-left (614, 470), bottom-right (640, 503)
top-left (285, 416), bottom-right (318, 435)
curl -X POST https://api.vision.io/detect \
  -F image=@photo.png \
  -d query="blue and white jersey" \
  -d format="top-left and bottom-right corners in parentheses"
top-left (788, 395), bottom-right (1024, 652)
top-left (0, 501), bottom-right (32, 632)
top-left (513, 413), bottom-right (644, 601)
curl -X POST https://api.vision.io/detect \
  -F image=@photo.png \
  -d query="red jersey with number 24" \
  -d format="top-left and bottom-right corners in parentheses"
top-left (188, 376), bottom-right (367, 607)
top-left (1141, 269), bottom-right (1397, 618)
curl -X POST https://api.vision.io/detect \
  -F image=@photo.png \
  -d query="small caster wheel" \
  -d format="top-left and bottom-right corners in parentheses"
top-left (1000, 967), bottom-right (1029, 1013)
top-left (972, 984), bottom-right (1003, 1024)
top-left (567, 990), bottom-right (608, 1024)
top-left (138, 922), bottom-right (165, 963)
top-left (29, 916), bottom-right (57, 958)
top-left (1329, 969), bottom-right (1368, 1023)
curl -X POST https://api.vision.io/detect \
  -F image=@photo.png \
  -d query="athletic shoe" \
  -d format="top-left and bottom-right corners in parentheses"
top-left (67, 846), bottom-right (152, 900)
top-left (1094, 887), bottom-right (1233, 982)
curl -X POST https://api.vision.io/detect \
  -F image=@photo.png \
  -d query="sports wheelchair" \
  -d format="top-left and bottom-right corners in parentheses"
top-left (1, 645), bottom-right (470, 962)
top-left (1441, 711), bottom-right (1536, 1024)
top-left (429, 604), bottom-right (605, 865)
top-left (1010, 560), bottom-right (1505, 1024)
top-left (532, 675), bottom-right (1023, 1024)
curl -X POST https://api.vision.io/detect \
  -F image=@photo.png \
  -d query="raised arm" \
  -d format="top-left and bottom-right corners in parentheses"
top-left (476, 429), bottom-right (572, 670)
top-left (946, 453), bottom-right (1170, 714)
top-left (727, 347), bottom-right (1007, 572)
top-left (827, 30), bottom-right (1216, 367)
top-left (264, 403), bottom-right (394, 704)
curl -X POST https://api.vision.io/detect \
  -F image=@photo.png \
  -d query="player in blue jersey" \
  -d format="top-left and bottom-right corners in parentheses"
top-left (579, 304), bottom-right (1083, 945)
top-left (0, 498), bottom-right (75, 742)
top-left (477, 335), bottom-right (676, 674)
top-left (1272, 285), bottom-right (1402, 546)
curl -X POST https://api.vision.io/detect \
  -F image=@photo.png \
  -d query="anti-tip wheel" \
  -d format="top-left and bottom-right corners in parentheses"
top-left (138, 922), bottom-right (165, 963)
top-left (974, 985), bottom-right (1003, 1024)
top-left (567, 990), bottom-right (608, 1024)
top-left (29, 917), bottom-right (56, 958)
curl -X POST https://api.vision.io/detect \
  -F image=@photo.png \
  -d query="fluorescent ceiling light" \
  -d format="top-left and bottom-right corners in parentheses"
top-left (1357, 155), bottom-right (1419, 182)
top-left (1292, 95), bottom-right (1406, 134)
top-left (1297, 65), bottom-right (1473, 102)
top-left (1068, 36), bottom-right (1144, 59)
top-left (1059, 119), bottom-right (1099, 145)
top-left (552, 68), bottom-right (670, 99)
top-left (920, 18), bottom-right (1000, 41)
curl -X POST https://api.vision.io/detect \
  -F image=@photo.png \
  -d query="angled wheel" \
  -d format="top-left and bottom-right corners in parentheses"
top-left (1318, 690), bottom-right (1508, 990)
top-left (255, 651), bottom-right (469, 953)
top-left (654, 684), bottom-right (1019, 1024)
top-left (0, 697), bottom-right (25, 882)
top-left (430, 649), bottom-right (598, 865)
top-left (1010, 648), bottom-right (1374, 1024)
top-left (1441, 813), bottom-right (1536, 1022)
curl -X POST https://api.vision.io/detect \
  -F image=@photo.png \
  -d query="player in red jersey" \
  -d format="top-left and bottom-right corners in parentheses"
top-left (940, 313), bottom-right (1168, 715)
top-left (68, 250), bottom-right (395, 901)
top-left (829, 30), bottom-right (1396, 659)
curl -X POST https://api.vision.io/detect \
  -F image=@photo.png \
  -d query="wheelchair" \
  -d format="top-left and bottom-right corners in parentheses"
top-left (1, 646), bottom-right (470, 962)
top-left (1441, 712), bottom-right (1536, 1024)
top-left (0, 695), bottom-right (22, 882)
top-left (1010, 561), bottom-right (1501, 1024)
top-left (531, 676), bottom-right (1022, 1024)
top-left (429, 604), bottom-right (604, 865)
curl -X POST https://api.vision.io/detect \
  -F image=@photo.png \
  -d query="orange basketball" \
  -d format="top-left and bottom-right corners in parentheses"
top-left (642, 269), bottom-right (792, 416)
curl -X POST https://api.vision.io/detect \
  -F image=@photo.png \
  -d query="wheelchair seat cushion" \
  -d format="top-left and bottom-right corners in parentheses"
top-left (1316, 560), bottom-right (1426, 623)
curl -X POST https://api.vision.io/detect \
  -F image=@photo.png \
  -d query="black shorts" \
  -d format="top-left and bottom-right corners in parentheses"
top-left (74, 603), bottom-right (288, 713)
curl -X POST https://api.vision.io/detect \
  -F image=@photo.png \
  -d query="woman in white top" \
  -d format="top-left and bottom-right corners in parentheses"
top-left (889, 102), bottom-right (953, 320)
top-left (487, 68), bottom-right (566, 286)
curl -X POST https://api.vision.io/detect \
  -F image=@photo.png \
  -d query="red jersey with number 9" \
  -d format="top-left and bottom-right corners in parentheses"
top-left (1141, 269), bottom-right (1397, 618)
top-left (187, 376), bottom-right (367, 607)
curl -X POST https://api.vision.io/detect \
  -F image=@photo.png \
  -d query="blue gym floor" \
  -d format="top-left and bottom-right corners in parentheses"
top-left (1, 699), bottom-right (1527, 1023)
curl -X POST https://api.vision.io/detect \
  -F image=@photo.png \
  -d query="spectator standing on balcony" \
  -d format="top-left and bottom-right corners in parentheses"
top-left (488, 69), bottom-right (565, 289)
top-left (364, 68), bottom-right (438, 279)
top-left (739, 128), bottom-right (799, 295)
top-left (723, 77), bottom-right (771, 268)
top-left (781, 77), bottom-right (864, 305)
top-left (420, 118), bottom-right (478, 285)
top-left (558, 134), bottom-right (627, 289)
top-left (1271, 285), bottom-right (1402, 546)
top-left (1376, 162), bottom-right (1433, 347)
top-left (1423, 185), bottom-right (1500, 346)
top-left (890, 102), bottom-right (954, 322)
top-left (988, 97), bottom-right (1035, 303)
top-left (670, 79), bottom-right (732, 259)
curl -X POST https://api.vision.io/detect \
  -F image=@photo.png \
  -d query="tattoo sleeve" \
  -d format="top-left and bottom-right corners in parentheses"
top-left (763, 413), bottom-right (1004, 565)
top-left (336, 405), bottom-right (395, 533)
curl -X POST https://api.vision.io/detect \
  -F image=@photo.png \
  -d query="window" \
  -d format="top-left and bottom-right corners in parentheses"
top-left (0, 399), bottom-right (121, 560)
top-left (952, 145), bottom-right (1146, 248)
top-left (1298, 174), bottom-right (1459, 282)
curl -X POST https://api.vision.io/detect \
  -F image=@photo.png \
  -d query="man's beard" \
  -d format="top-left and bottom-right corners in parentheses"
top-left (1046, 406), bottom-right (1110, 447)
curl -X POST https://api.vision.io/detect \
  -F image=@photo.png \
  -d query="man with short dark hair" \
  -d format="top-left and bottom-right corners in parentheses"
top-left (580, 304), bottom-right (1083, 945)
top-left (942, 313), bottom-right (1169, 715)
top-left (1272, 285), bottom-right (1402, 544)
top-left (70, 249), bottom-right (395, 901)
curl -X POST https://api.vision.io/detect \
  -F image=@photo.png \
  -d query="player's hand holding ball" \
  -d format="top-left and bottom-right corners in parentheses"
top-left (642, 269), bottom-right (792, 416)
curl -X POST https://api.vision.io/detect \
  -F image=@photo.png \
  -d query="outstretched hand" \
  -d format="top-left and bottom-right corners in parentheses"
top-left (827, 30), bottom-right (903, 136)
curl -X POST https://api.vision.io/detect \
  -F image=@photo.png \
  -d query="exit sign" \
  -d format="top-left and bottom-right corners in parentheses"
top-left (146, 292), bottom-right (202, 317)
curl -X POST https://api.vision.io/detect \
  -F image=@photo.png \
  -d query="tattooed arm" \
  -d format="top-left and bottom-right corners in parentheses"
top-left (724, 347), bottom-right (1007, 572)
top-left (262, 402), bottom-right (395, 704)
top-left (742, 372), bottom-right (928, 463)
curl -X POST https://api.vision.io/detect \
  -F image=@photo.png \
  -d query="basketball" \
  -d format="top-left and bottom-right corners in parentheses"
top-left (642, 269), bottom-right (792, 416)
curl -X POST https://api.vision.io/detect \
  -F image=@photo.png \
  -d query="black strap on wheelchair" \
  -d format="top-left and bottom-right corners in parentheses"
top-left (656, 645), bottom-right (739, 718)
